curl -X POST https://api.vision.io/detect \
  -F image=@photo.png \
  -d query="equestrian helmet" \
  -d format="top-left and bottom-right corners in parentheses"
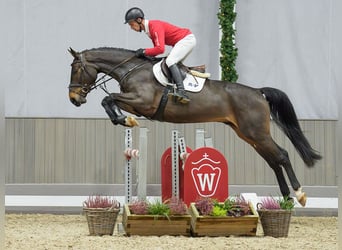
top-left (125, 7), bottom-right (144, 23)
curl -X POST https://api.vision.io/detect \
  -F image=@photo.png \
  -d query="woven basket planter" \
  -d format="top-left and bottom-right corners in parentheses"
top-left (257, 209), bottom-right (292, 237)
top-left (83, 207), bottom-right (120, 236)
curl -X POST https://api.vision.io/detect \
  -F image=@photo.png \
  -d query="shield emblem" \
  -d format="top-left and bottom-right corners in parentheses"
top-left (183, 147), bottom-right (228, 205)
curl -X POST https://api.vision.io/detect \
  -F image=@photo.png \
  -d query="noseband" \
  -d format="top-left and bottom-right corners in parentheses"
top-left (69, 53), bottom-right (98, 96)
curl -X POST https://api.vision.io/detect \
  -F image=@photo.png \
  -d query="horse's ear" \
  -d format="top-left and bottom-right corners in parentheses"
top-left (68, 47), bottom-right (79, 59)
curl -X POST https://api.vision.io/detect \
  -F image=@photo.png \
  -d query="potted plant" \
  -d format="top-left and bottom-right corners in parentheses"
top-left (122, 196), bottom-right (191, 236)
top-left (257, 196), bottom-right (295, 237)
top-left (189, 195), bottom-right (259, 236)
top-left (83, 195), bottom-right (120, 236)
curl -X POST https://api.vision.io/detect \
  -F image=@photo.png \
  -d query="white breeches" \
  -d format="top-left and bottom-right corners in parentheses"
top-left (166, 34), bottom-right (196, 67)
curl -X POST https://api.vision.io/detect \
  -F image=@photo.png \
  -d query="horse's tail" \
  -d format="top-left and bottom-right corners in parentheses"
top-left (261, 87), bottom-right (322, 167)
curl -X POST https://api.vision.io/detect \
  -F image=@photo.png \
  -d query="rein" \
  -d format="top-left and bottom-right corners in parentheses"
top-left (90, 55), bottom-right (136, 91)
top-left (70, 53), bottom-right (136, 95)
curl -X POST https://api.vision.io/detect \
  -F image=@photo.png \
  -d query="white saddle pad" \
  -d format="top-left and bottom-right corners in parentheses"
top-left (152, 61), bottom-right (206, 92)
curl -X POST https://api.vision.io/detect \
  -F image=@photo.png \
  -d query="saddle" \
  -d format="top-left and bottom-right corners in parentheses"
top-left (160, 59), bottom-right (208, 82)
top-left (152, 59), bottom-right (210, 93)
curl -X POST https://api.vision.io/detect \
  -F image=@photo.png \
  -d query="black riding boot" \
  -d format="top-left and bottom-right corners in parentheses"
top-left (168, 64), bottom-right (190, 104)
top-left (101, 96), bottom-right (126, 125)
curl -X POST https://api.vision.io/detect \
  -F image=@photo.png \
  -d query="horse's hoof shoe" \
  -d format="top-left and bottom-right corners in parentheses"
top-left (297, 192), bottom-right (307, 207)
top-left (126, 117), bottom-right (139, 127)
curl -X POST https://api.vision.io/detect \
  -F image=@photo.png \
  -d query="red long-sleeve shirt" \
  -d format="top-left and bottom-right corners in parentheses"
top-left (144, 20), bottom-right (192, 57)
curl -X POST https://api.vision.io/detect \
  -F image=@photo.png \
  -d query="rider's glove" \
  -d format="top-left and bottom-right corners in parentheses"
top-left (135, 48), bottom-right (145, 58)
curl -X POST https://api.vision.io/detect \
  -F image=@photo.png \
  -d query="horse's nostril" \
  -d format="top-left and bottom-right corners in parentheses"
top-left (70, 98), bottom-right (80, 107)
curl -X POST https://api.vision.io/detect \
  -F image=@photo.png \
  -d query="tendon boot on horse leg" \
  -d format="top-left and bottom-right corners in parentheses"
top-left (101, 96), bottom-right (127, 126)
top-left (168, 64), bottom-right (190, 104)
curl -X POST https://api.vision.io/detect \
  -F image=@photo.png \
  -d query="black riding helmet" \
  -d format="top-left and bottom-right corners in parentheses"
top-left (124, 7), bottom-right (144, 24)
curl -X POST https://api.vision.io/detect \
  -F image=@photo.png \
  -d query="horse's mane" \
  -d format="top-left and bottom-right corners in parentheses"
top-left (82, 47), bottom-right (162, 63)
top-left (82, 47), bottom-right (135, 54)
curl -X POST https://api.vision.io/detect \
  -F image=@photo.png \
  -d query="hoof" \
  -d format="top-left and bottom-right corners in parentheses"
top-left (126, 116), bottom-right (139, 127)
top-left (297, 192), bottom-right (307, 207)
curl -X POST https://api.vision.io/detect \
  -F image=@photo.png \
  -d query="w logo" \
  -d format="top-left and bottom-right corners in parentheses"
top-left (183, 147), bottom-right (228, 205)
top-left (191, 165), bottom-right (221, 197)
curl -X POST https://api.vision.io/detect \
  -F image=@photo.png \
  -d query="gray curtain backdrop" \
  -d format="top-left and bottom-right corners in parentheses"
top-left (3, 0), bottom-right (341, 120)
top-left (3, 0), bottom-right (220, 118)
top-left (235, 0), bottom-right (338, 119)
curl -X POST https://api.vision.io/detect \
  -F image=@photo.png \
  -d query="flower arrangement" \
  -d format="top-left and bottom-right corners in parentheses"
top-left (189, 195), bottom-right (258, 237)
top-left (128, 196), bottom-right (188, 216)
top-left (83, 195), bottom-right (120, 209)
top-left (194, 195), bottom-right (252, 217)
top-left (257, 196), bottom-right (295, 211)
top-left (123, 196), bottom-right (191, 236)
top-left (256, 196), bottom-right (294, 237)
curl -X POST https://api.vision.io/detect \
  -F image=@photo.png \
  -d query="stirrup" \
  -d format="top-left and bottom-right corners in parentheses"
top-left (168, 89), bottom-right (190, 104)
top-left (177, 94), bottom-right (190, 104)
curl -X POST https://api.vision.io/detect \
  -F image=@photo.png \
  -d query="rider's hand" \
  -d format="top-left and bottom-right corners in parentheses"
top-left (135, 48), bottom-right (145, 58)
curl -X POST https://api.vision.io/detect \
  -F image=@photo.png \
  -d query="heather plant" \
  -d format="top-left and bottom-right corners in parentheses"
top-left (226, 196), bottom-right (252, 217)
top-left (129, 199), bottom-right (149, 215)
top-left (166, 196), bottom-right (188, 215)
top-left (129, 197), bottom-right (188, 216)
top-left (83, 195), bottom-right (120, 209)
top-left (195, 196), bottom-right (252, 217)
top-left (258, 196), bottom-right (294, 210)
top-left (195, 197), bottom-right (215, 216)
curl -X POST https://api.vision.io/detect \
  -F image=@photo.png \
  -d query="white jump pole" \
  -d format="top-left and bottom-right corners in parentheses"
top-left (196, 128), bottom-right (214, 148)
top-left (204, 137), bottom-right (214, 148)
top-left (124, 127), bottom-right (148, 202)
top-left (137, 127), bottom-right (148, 199)
top-left (195, 128), bottom-right (205, 149)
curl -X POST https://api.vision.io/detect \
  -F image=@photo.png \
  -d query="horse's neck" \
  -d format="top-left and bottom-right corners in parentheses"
top-left (87, 49), bottom-right (134, 79)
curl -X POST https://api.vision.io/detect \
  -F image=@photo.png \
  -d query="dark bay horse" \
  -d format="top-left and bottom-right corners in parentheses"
top-left (68, 47), bottom-right (321, 206)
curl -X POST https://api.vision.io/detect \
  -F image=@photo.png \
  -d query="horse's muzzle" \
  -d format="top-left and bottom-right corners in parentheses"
top-left (69, 92), bottom-right (87, 107)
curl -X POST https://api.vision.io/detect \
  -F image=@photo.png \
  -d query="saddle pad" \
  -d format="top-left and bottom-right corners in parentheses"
top-left (152, 61), bottom-right (206, 92)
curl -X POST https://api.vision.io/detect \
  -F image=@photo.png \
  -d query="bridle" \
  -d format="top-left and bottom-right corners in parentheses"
top-left (69, 52), bottom-right (136, 96)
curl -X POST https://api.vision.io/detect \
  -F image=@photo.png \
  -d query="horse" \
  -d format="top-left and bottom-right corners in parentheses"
top-left (68, 47), bottom-right (322, 206)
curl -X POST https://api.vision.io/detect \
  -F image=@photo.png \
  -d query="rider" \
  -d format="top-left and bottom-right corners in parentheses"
top-left (124, 7), bottom-right (196, 104)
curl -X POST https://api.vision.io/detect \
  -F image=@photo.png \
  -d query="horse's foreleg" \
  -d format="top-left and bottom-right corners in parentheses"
top-left (101, 96), bottom-right (139, 127)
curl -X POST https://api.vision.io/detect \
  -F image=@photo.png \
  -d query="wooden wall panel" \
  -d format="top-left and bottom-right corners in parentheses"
top-left (5, 118), bottom-right (336, 187)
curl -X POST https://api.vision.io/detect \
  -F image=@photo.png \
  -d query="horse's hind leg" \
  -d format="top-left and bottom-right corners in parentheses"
top-left (277, 146), bottom-right (307, 206)
top-left (254, 138), bottom-right (307, 206)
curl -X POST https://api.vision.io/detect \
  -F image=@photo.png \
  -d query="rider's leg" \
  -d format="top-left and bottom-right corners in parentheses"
top-left (166, 34), bottom-right (196, 104)
top-left (101, 96), bottom-right (126, 125)
top-left (168, 64), bottom-right (190, 104)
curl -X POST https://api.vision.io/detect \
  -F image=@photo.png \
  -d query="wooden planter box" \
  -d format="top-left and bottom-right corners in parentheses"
top-left (189, 203), bottom-right (259, 237)
top-left (122, 204), bottom-right (191, 236)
